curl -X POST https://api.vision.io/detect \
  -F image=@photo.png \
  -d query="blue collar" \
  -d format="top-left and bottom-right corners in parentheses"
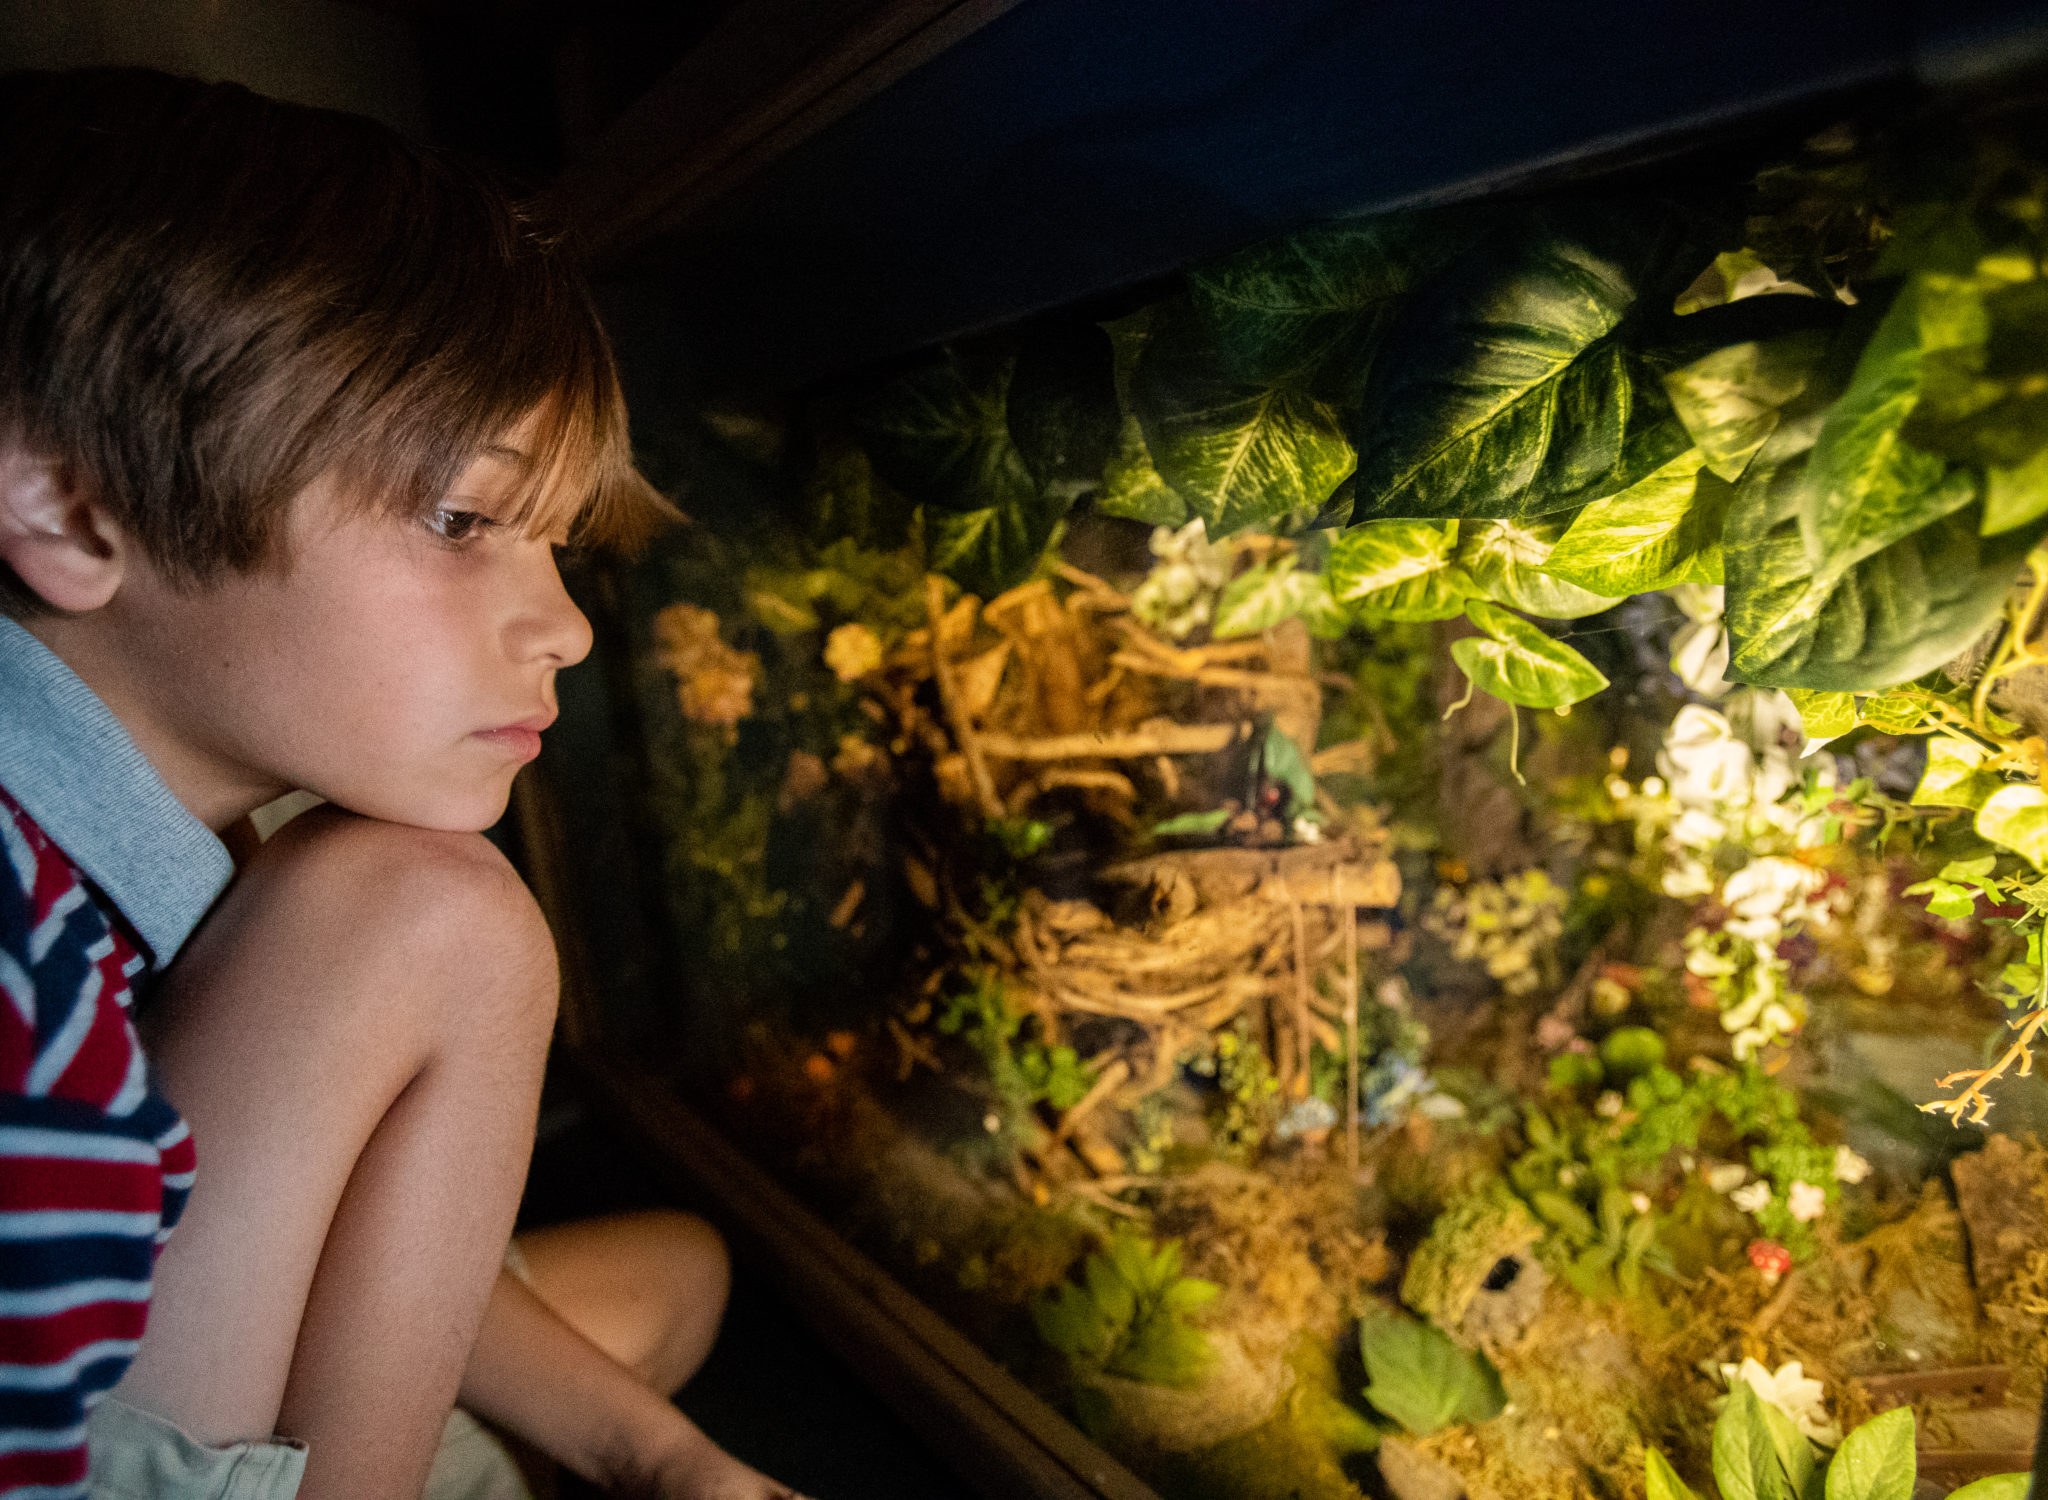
top-left (0, 616), bottom-right (233, 967)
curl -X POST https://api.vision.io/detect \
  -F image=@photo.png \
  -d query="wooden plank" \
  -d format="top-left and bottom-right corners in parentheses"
top-left (548, 0), bottom-right (1028, 258)
top-left (568, 1053), bottom-right (1163, 1500)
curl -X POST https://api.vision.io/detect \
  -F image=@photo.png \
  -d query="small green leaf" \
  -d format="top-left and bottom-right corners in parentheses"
top-left (1540, 450), bottom-right (1732, 596)
top-left (1357, 1310), bottom-right (1507, 1436)
top-left (1452, 601), bottom-right (1610, 709)
top-left (1714, 1383), bottom-right (1796, 1500)
top-left (1913, 736), bottom-right (2002, 811)
top-left (1977, 782), bottom-right (2048, 869)
top-left (1154, 808), bottom-right (1232, 838)
top-left (1857, 692), bottom-right (1930, 734)
top-left (1328, 520), bottom-right (1480, 621)
top-left (1903, 878), bottom-right (1979, 921)
top-left (1983, 438), bottom-right (2048, 537)
top-left (1213, 559), bottom-right (1329, 639)
top-left (1097, 415), bottom-right (1190, 525)
top-left (1260, 724), bottom-right (1320, 816)
top-left (1945, 1474), bottom-right (2029, 1500)
top-left (1760, 1400), bottom-right (1819, 1500)
top-left (1786, 689), bottom-right (1855, 741)
top-left (1646, 1448), bottom-right (1703, 1500)
top-left (1134, 303), bottom-right (1355, 537)
top-left (1455, 518), bottom-right (1621, 619)
top-left (1823, 1407), bottom-right (1914, 1500)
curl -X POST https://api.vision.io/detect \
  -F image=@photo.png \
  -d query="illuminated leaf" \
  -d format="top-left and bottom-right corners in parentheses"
top-left (1329, 520), bottom-right (1480, 622)
top-left (1711, 1383), bottom-right (1797, 1500)
top-left (1451, 601), bottom-right (1609, 709)
top-left (1785, 689), bottom-right (1855, 741)
top-left (1357, 1310), bottom-right (1506, 1436)
top-left (1213, 558), bottom-right (1340, 639)
top-left (1915, 736), bottom-right (2004, 812)
top-left (1823, 1407), bottom-right (1914, 1500)
top-left (1455, 518), bottom-right (1620, 619)
top-left (1977, 783), bottom-right (2048, 869)
top-left (1646, 1448), bottom-right (1703, 1500)
top-left (1348, 207), bottom-right (1695, 522)
top-left (1541, 449), bottom-right (1730, 596)
top-left (1664, 333), bottom-right (1829, 481)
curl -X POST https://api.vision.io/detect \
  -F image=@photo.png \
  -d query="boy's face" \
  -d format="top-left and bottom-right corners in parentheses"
top-left (86, 435), bottom-right (594, 834)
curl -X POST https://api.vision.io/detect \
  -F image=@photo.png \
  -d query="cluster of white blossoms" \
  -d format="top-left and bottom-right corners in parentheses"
top-left (1612, 677), bottom-right (1843, 1059)
top-left (1718, 1358), bottom-right (1841, 1447)
top-left (1130, 519), bottom-right (1232, 640)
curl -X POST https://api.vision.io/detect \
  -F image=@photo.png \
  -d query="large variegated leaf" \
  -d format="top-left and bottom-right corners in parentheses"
top-left (1664, 333), bottom-right (1828, 481)
top-left (1188, 214), bottom-right (1477, 401)
top-left (1347, 208), bottom-right (1695, 522)
top-left (1329, 520), bottom-right (1478, 621)
top-left (1098, 415), bottom-right (1189, 525)
top-left (1134, 306), bottom-right (1356, 536)
top-left (859, 348), bottom-right (1072, 596)
top-left (1723, 410), bottom-right (2041, 690)
top-left (1213, 559), bottom-right (1345, 639)
top-left (1452, 601), bottom-right (1609, 708)
top-left (1800, 280), bottom-right (1978, 574)
top-left (1540, 450), bottom-right (1729, 595)
top-left (1455, 518), bottom-right (1620, 618)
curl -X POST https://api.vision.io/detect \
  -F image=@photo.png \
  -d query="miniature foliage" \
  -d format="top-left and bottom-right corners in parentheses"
top-left (1355, 1309), bottom-right (1507, 1436)
top-left (1033, 1231), bottom-right (1221, 1388)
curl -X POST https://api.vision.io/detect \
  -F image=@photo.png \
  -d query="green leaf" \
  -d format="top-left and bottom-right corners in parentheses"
top-left (1213, 558), bottom-right (1331, 639)
top-left (1133, 304), bottom-right (1355, 537)
top-left (1260, 723), bottom-right (1320, 819)
top-left (1985, 438), bottom-right (2048, 536)
top-left (1977, 782), bottom-right (2048, 869)
top-left (1714, 1383), bottom-right (1796, 1500)
top-left (1085, 1250), bottom-right (1138, 1329)
top-left (1348, 207), bottom-right (1695, 522)
top-left (1786, 688), bottom-right (1856, 741)
top-left (1722, 410), bottom-right (2041, 690)
top-left (1452, 601), bottom-right (1610, 709)
top-left (1187, 215), bottom-right (1472, 401)
top-left (1904, 877), bottom-right (1979, 921)
top-left (1913, 735), bottom-right (2003, 811)
top-left (1646, 1448), bottom-right (1703, 1500)
top-left (1824, 1407), bottom-right (1915, 1500)
top-left (1529, 1190), bottom-right (1598, 1243)
top-left (1328, 521), bottom-right (1480, 621)
top-left (1945, 1475), bottom-right (2029, 1500)
top-left (1801, 282), bottom-right (1978, 576)
top-left (1857, 691), bottom-right (1931, 734)
top-left (860, 349), bottom-right (1071, 595)
top-left (1540, 449), bottom-right (1731, 595)
top-left (1097, 415), bottom-right (1190, 525)
top-left (1110, 1309), bottom-right (1215, 1387)
top-left (1154, 808), bottom-right (1232, 838)
top-left (1033, 1282), bottom-right (1111, 1361)
top-left (1760, 1400), bottom-right (1820, 1500)
top-left (1455, 519), bottom-right (1621, 619)
top-left (1665, 333), bottom-right (1830, 481)
top-left (1357, 1310), bottom-right (1507, 1436)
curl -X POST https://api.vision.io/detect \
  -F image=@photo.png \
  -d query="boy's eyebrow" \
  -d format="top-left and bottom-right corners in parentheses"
top-left (479, 443), bottom-right (533, 467)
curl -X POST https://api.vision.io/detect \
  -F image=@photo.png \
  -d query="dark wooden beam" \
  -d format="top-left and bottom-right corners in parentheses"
top-left (547, 0), bottom-right (1027, 260)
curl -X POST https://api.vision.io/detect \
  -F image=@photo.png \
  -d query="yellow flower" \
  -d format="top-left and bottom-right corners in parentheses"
top-left (823, 622), bottom-right (884, 682)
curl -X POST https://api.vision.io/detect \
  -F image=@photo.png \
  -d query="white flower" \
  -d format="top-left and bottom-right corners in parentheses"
top-left (1833, 1145), bottom-right (1872, 1185)
top-left (1705, 1163), bottom-right (1749, 1193)
top-left (1671, 620), bottom-right (1733, 697)
top-left (1659, 705), bottom-right (1754, 809)
top-left (1630, 1192), bottom-right (1653, 1214)
top-left (1596, 1091), bottom-right (1625, 1118)
top-left (1788, 1180), bottom-right (1827, 1222)
top-left (1662, 855), bottom-right (1717, 899)
top-left (1719, 1359), bottom-right (1841, 1446)
top-left (1669, 808), bottom-right (1728, 851)
top-left (1721, 857), bottom-right (1827, 945)
top-left (1731, 1180), bottom-right (1773, 1214)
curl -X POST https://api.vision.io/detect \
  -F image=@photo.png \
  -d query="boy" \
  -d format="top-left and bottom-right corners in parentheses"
top-left (0, 68), bottom-right (806, 1500)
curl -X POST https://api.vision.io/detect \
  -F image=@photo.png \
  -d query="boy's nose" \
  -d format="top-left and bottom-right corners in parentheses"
top-left (517, 554), bottom-right (594, 670)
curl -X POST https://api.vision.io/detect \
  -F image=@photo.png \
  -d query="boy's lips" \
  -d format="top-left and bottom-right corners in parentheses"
top-left (473, 712), bottom-right (555, 763)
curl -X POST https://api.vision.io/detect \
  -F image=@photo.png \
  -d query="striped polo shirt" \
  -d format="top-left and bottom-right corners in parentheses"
top-left (0, 616), bottom-right (232, 1497)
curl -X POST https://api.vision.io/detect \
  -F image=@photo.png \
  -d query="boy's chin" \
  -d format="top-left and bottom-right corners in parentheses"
top-left (320, 779), bottom-right (517, 837)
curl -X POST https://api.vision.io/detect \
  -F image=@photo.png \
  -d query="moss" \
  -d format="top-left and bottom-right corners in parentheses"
top-left (1402, 1177), bottom-right (1543, 1330)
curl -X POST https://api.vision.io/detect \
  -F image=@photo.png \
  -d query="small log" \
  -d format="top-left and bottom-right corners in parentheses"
top-left (978, 722), bottom-right (1250, 760)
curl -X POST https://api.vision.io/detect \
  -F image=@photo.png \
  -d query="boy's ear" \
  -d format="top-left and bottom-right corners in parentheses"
top-left (0, 446), bottom-right (125, 612)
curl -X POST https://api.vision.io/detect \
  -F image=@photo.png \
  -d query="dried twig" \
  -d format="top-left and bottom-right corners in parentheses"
top-left (977, 723), bottom-right (1250, 760)
top-left (925, 574), bottom-right (1003, 820)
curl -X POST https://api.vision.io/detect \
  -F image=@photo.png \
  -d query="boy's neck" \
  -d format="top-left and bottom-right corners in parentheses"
top-left (26, 613), bottom-right (287, 834)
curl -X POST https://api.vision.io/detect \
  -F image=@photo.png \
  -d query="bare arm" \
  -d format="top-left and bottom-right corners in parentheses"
top-left (461, 1269), bottom-right (801, 1500)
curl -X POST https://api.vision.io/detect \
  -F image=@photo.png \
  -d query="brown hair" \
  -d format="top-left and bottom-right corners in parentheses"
top-left (0, 67), bottom-right (670, 612)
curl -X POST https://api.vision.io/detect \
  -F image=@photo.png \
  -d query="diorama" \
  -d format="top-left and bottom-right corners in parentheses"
top-left (570, 91), bottom-right (2048, 1500)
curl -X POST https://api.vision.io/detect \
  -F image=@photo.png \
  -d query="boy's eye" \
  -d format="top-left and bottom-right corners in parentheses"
top-left (427, 507), bottom-right (495, 543)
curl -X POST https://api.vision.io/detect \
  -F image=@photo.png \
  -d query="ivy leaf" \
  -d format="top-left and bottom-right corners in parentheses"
top-left (1664, 333), bottom-right (1829, 481)
top-left (1800, 281), bottom-right (1979, 576)
top-left (1213, 559), bottom-right (1335, 639)
top-left (1329, 520), bottom-right (1480, 621)
top-left (1646, 1448), bottom-right (1703, 1500)
top-left (1722, 411), bottom-right (2040, 690)
top-left (1912, 736), bottom-right (2002, 811)
top-left (1097, 416), bottom-right (1190, 525)
top-left (1977, 783), bottom-right (2048, 870)
top-left (1540, 449), bottom-right (1730, 596)
top-left (1786, 688), bottom-right (1856, 741)
top-left (1133, 303), bottom-right (1355, 537)
top-left (1455, 518), bottom-right (1621, 619)
top-left (1823, 1408), bottom-right (1914, 1500)
top-left (1856, 691), bottom-right (1930, 734)
top-left (1713, 1383), bottom-right (1797, 1500)
top-left (1357, 1310), bottom-right (1506, 1436)
top-left (1188, 214), bottom-right (1477, 401)
top-left (1348, 207), bottom-right (1695, 523)
top-left (1452, 601), bottom-right (1609, 709)
top-left (860, 349), bottom-right (1071, 595)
